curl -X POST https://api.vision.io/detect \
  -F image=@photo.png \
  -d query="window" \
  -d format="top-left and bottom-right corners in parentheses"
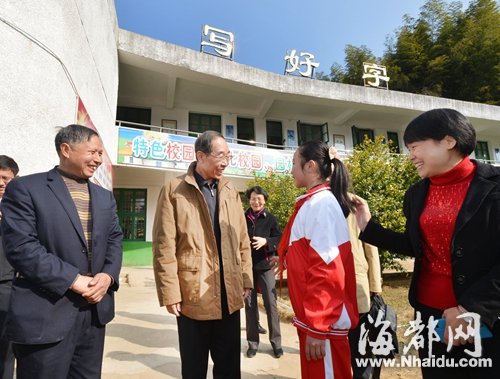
top-left (352, 126), bottom-right (374, 146)
top-left (297, 121), bottom-right (329, 145)
top-left (387, 131), bottom-right (400, 153)
top-left (266, 120), bottom-right (283, 149)
top-left (189, 113), bottom-right (221, 136)
top-left (113, 189), bottom-right (147, 241)
top-left (475, 141), bottom-right (490, 161)
top-left (116, 106), bottom-right (151, 130)
top-left (237, 117), bottom-right (255, 145)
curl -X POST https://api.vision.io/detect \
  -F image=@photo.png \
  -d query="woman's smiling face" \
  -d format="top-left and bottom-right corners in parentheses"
top-left (407, 136), bottom-right (458, 178)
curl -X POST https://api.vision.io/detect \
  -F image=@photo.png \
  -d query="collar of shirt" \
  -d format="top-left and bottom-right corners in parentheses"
top-left (56, 167), bottom-right (89, 184)
top-left (193, 169), bottom-right (218, 195)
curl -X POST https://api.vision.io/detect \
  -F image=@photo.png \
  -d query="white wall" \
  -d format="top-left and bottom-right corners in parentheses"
top-left (0, 0), bottom-right (119, 175)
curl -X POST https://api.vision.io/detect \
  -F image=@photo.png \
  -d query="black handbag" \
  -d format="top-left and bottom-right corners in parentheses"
top-left (367, 294), bottom-right (399, 358)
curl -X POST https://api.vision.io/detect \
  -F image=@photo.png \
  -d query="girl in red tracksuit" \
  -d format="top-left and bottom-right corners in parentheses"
top-left (278, 140), bottom-right (359, 379)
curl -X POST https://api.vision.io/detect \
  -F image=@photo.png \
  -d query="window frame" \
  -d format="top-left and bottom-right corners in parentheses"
top-left (113, 188), bottom-right (147, 241)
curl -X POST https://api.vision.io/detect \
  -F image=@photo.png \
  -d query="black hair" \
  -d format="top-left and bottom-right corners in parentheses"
top-left (0, 155), bottom-right (19, 176)
top-left (403, 108), bottom-right (476, 157)
top-left (194, 130), bottom-right (225, 156)
top-left (246, 185), bottom-right (269, 201)
top-left (297, 140), bottom-right (354, 217)
top-left (55, 124), bottom-right (100, 156)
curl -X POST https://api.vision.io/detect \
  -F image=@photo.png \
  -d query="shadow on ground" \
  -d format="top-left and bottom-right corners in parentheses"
top-left (107, 323), bottom-right (177, 348)
top-left (116, 310), bottom-right (176, 325)
top-left (106, 350), bottom-right (297, 379)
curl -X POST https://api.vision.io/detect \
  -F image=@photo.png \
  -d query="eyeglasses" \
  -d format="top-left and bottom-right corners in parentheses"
top-left (209, 152), bottom-right (233, 162)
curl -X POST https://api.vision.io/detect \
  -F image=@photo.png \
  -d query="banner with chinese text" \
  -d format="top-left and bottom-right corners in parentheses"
top-left (117, 127), bottom-right (294, 177)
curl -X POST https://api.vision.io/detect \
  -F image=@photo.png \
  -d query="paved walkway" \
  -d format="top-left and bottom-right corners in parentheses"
top-left (102, 267), bottom-right (302, 379)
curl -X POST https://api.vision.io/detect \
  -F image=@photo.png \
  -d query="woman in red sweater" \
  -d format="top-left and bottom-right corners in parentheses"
top-left (354, 108), bottom-right (500, 379)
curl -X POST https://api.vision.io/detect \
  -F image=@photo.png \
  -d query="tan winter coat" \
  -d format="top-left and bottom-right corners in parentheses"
top-left (347, 213), bottom-right (382, 314)
top-left (152, 162), bottom-right (253, 320)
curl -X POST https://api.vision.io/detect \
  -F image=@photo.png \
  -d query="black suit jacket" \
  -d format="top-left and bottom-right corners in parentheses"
top-left (0, 201), bottom-right (14, 283)
top-left (0, 235), bottom-right (14, 283)
top-left (360, 161), bottom-right (500, 330)
top-left (0, 168), bottom-right (122, 344)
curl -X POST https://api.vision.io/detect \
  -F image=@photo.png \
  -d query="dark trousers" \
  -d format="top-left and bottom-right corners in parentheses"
top-left (0, 281), bottom-right (14, 379)
top-left (245, 269), bottom-right (281, 351)
top-left (415, 303), bottom-right (500, 379)
top-left (13, 306), bottom-right (105, 379)
top-left (177, 309), bottom-right (241, 379)
top-left (348, 312), bottom-right (382, 379)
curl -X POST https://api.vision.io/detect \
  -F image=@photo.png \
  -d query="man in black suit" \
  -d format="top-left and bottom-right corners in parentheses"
top-left (0, 155), bottom-right (19, 379)
top-left (0, 125), bottom-right (122, 379)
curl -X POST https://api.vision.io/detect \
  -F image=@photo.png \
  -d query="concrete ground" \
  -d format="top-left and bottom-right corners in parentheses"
top-left (102, 267), bottom-right (302, 379)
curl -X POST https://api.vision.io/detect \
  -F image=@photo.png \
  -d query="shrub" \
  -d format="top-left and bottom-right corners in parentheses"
top-left (245, 172), bottom-right (303, 230)
top-left (346, 136), bottom-right (419, 270)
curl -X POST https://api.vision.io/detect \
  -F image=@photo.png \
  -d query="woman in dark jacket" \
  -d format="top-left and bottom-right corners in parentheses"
top-left (354, 108), bottom-right (500, 379)
top-left (244, 186), bottom-right (283, 359)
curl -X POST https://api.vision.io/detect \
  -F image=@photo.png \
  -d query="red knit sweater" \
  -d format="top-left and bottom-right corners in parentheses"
top-left (417, 156), bottom-right (476, 310)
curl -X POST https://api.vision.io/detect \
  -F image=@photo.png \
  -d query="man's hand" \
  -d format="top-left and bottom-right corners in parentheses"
top-left (70, 274), bottom-right (93, 295)
top-left (243, 288), bottom-right (251, 300)
top-left (166, 303), bottom-right (182, 317)
top-left (82, 273), bottom-right (112, 304)
top-left (251, 236), bottom-right (267, 250)
top-left (305, 335), bottom-right (326, 361)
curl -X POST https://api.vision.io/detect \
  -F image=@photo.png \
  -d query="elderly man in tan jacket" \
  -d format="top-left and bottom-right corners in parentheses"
top-left (153, 130), bottom-right (253, 379)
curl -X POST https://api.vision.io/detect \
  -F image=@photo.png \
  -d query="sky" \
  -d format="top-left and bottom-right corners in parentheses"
top-left (115, 0), bottom-right (474, 75)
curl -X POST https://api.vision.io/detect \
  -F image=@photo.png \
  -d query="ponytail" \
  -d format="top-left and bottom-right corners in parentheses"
top-left (297, 140), bottom-right (355, 218)
top-left (329, 158), bottom-right (355, 218)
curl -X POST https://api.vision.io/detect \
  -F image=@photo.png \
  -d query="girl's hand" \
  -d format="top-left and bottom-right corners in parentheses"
top-left (305, 335), bottom-right (326, 361)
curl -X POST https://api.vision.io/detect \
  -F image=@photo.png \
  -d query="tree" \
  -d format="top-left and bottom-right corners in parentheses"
top-left (316, 62), bottom-right (345, 82)
top-left (320, 0), bottom-right (499, 104)
top-left (245, 172), bottom-right (303, 230)
top-left (345, 136), bottom-right (420, 270)
top-left (383, 0), bottom-right (500, 104)
top-left (383, 14), bottom-right (435, 94)
top-left (446, 0), bottom-right (500, 104)
top-left (342, 45), bottom-right (377, 85)
top-left (316, 45), bottom-right (377, 85)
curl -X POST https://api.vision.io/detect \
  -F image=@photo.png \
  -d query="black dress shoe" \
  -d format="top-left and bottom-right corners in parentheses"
top-left (258, 323), bottom-right (267, 334)
top-left (273, 347), bottom-right (283, 358)
top-left (246, 348), bottom-right (257, 358)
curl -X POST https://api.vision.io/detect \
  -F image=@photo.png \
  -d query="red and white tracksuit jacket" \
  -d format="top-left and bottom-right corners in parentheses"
top-left (280, 185), bottom-right (358, 379)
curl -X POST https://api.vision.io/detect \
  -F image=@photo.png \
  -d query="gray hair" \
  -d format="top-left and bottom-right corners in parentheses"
top-left (55, 124), bottom-right (100, 156)
top-left (194, 130), bottom-right (225, 155)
